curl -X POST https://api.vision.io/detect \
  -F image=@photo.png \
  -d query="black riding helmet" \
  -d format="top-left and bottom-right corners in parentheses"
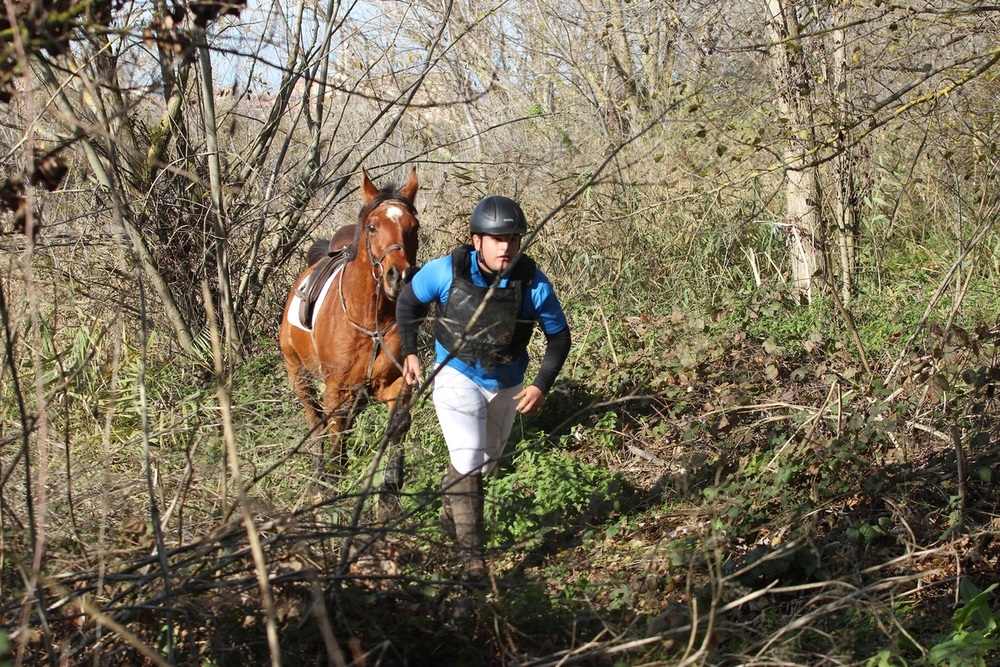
top-left (470, 195), bottom-right (528, 236)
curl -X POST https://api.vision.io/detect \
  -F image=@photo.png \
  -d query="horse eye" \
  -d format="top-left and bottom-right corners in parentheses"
top-left (367, 223), bottom-right (376, 232)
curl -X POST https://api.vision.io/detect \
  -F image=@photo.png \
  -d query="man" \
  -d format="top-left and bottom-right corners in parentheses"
top-left (395, 194), bottom-right (571, 581)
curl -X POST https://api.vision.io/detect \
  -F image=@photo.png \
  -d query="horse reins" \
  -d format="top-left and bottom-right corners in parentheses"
top-left (336, 193), bottom-right (417, 385)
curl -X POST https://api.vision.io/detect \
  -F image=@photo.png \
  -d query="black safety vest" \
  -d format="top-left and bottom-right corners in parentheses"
top-left (434, 245), bottom-right (537, 368)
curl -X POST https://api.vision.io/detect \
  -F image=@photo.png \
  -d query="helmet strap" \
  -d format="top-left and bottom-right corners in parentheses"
top-left (474, 251), bottom-right (499, 283)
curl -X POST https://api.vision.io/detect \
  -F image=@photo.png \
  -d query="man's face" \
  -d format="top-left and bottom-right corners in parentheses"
top-left (472, 233), bottom-right (522, 274)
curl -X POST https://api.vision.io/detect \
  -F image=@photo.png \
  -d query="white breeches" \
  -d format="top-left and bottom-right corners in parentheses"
top-left (432, 365), bottom-right (521, 475)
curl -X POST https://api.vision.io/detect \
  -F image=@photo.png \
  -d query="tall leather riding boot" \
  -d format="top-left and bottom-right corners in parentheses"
top-left (444, 468), bottom-right (487, 581)
top-left (439, 465), bottom-right (460, 539)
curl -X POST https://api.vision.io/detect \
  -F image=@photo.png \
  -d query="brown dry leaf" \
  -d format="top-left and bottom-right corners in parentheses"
top-left (121, 516), bottom-right (145, 536)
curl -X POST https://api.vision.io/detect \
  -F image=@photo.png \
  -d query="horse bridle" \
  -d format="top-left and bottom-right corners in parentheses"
top-left (337, 193), bottom-right (417, 385)
top-left (366, 227), bottom-right (405, 283)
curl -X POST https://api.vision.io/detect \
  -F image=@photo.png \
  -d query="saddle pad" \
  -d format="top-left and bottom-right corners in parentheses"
top-left (287, 260), bottom-right (344, 331)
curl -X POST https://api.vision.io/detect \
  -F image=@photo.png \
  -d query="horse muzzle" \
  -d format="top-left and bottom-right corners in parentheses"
top-left (380, 265), bottom-right (402, 299)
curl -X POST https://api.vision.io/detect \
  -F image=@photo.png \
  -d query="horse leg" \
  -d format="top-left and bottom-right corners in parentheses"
top-left (319, 387), bottom-right (359, 477)
top-left (284, 356), bottom-right (324, 437)
top-left (365, 379), bottom-right (412, 522)
top-left (378, 378), bottom-right (412, 494)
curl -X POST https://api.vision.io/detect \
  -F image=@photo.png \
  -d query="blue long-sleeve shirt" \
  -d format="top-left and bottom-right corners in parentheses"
top-left (396, 249), bottom-right (570, 392)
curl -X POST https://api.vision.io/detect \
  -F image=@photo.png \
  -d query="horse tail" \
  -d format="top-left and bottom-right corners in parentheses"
top-left (306, 239), bottom-right (330, 266)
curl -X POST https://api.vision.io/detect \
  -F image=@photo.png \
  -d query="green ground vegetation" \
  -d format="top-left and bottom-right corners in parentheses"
top-left (3, 199), bottom-right (999, 666)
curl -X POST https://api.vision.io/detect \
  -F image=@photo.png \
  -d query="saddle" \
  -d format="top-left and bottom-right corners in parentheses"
top-left (295, 247), bottom-right (348, 329)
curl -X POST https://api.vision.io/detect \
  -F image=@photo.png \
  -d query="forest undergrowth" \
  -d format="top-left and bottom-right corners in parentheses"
top-left (3, 256), bottom-right (1000, 667)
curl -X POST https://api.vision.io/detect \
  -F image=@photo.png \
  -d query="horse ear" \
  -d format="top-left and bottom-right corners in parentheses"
top-left (361, 169), bottom-right (379, 204)
top-left (400, 167), bottom-right (418, 203)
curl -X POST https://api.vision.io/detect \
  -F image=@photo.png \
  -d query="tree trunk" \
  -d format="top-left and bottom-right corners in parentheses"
top-left (785, 165), bottom-right (826, 302)
top-left (764, 0), bottom-right (827, 302)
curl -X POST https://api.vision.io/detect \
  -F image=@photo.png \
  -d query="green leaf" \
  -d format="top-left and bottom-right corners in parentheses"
top-left (955, 580), bottom-right (997, 632)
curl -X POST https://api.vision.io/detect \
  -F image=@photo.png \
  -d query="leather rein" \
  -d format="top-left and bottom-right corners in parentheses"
top-left (336, 193), bottom-right (416, 385)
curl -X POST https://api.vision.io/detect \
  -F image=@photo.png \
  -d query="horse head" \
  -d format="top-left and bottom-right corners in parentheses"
top-left (358, 167), bottom-right (420, 301)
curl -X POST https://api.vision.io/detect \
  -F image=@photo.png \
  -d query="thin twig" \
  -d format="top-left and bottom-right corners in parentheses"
top-left (135, 239), bottom-right (175, 662)
top-left (204, 281), bottom-right (283, 667)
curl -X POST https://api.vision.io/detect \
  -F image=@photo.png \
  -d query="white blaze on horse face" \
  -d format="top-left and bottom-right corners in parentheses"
top-left (384, 204), bottom-right (406, 223)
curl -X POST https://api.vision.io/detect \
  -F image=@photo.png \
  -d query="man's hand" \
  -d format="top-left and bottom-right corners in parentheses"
top-left (402, 354), bottom-right (422, 387)
top-left (514, 385), bottom-right (545, 414)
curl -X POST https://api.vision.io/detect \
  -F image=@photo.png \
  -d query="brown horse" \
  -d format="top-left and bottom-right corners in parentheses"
top-left (280, 168), bottom-right (419, 492)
